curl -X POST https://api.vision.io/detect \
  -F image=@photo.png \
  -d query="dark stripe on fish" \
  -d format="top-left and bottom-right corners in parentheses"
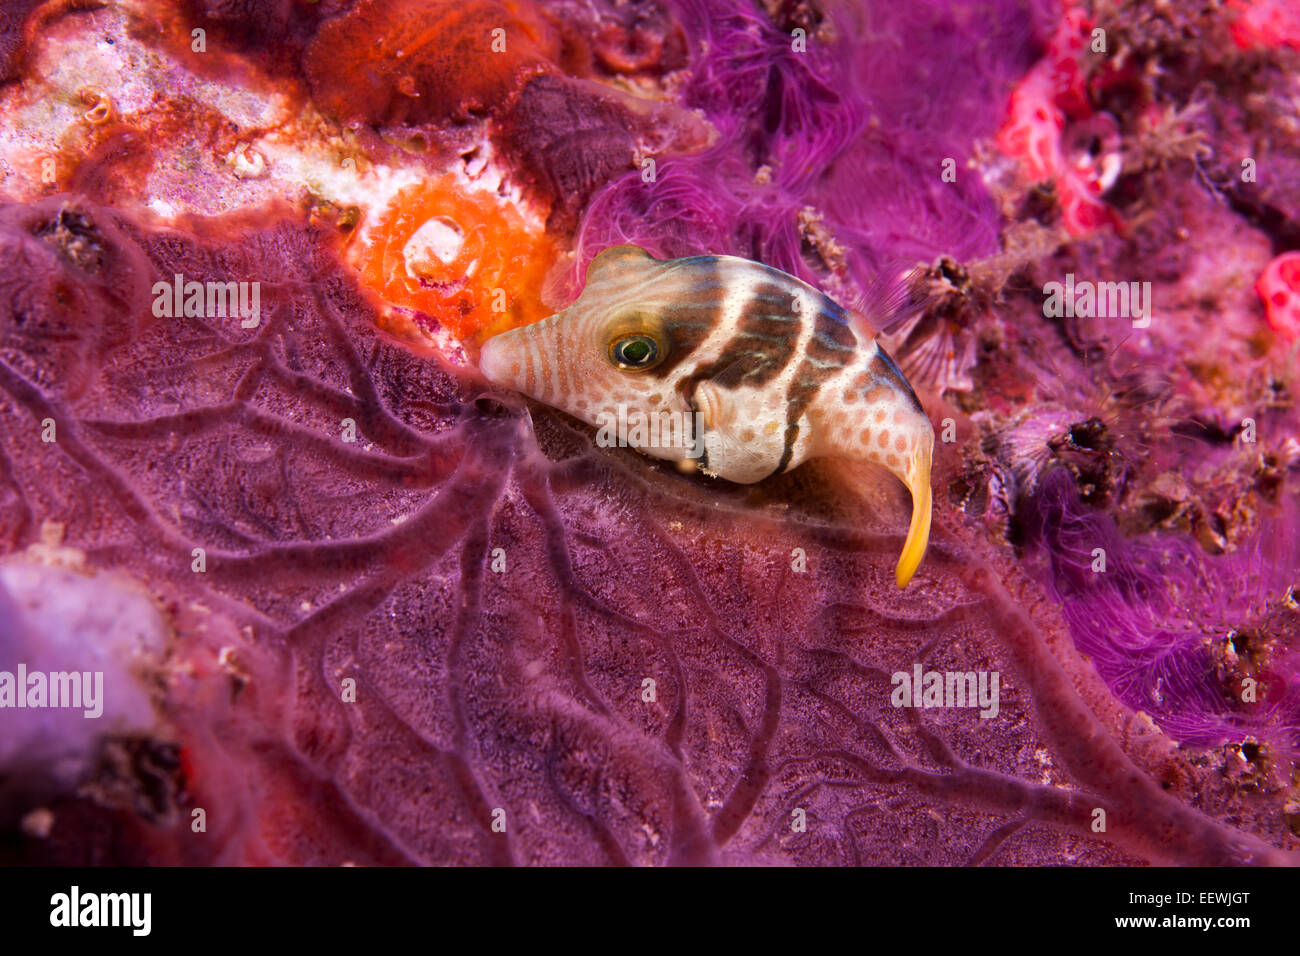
top-left (646, 259), bottom-right (724, 381)
top-left (772, 306), bottom-right (858, 476)
top-left (673, 281), bottom-right (804, 426)
top-left (869, 346), bottom-right (924, 413)
top-left (710, 281), bottom-right (802, 389)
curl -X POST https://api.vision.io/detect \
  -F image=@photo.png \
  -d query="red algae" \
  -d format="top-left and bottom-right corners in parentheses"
top-left (993, 2), bottom-right (1122, 237)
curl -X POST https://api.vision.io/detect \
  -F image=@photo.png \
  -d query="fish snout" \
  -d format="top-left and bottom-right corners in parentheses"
top-left (478, 331), bottom-right (516, 388)
top-left (478, 311), bottom-right (579, 405)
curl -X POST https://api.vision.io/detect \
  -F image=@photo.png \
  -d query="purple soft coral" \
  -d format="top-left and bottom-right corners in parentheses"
top-left (577, 0), bottom-right (1040, 295)
top-left (1025, 466), bottom-right (1300, 758)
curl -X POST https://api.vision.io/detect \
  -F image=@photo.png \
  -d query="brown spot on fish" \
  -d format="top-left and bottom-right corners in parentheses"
top-left (808, 311), bottom-right (857, 358)
top-left (556, 338), bottom-right (570, 397)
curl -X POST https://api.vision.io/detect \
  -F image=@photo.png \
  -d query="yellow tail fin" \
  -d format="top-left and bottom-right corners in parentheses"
top-left (895, 437), bottom-right (933, 588)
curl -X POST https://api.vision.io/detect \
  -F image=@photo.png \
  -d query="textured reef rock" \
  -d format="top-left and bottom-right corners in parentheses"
top-left (0, 0), bottom-right (1298, 865)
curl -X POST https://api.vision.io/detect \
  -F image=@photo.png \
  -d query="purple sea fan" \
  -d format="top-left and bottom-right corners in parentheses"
top-left (0, 191), bottom-right (1292, 866)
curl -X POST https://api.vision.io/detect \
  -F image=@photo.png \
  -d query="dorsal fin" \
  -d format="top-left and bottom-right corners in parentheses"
top-left (586, 244), bottom-right (655, 280)
top-left (840, 259), bottom-right (921, 339)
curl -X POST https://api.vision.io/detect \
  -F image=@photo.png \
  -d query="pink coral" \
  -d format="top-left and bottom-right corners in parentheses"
top-left (1256, 252), bottom-right (1300, 342)
top-left (993, 1), bottom-right (1122, 236)
top-left (1229, 0), bottom-right (1300, 50)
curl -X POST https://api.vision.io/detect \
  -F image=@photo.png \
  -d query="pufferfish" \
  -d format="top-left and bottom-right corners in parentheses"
top-left (478, 245), bottom-right (934, 587)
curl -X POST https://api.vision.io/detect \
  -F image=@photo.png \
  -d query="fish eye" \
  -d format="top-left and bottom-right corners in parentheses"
top-left (609, 333), bottom-right (663, 370)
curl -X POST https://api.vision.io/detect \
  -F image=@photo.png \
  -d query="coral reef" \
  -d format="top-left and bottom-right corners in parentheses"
top-left (0, 0), bottom-right (1297, 865)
